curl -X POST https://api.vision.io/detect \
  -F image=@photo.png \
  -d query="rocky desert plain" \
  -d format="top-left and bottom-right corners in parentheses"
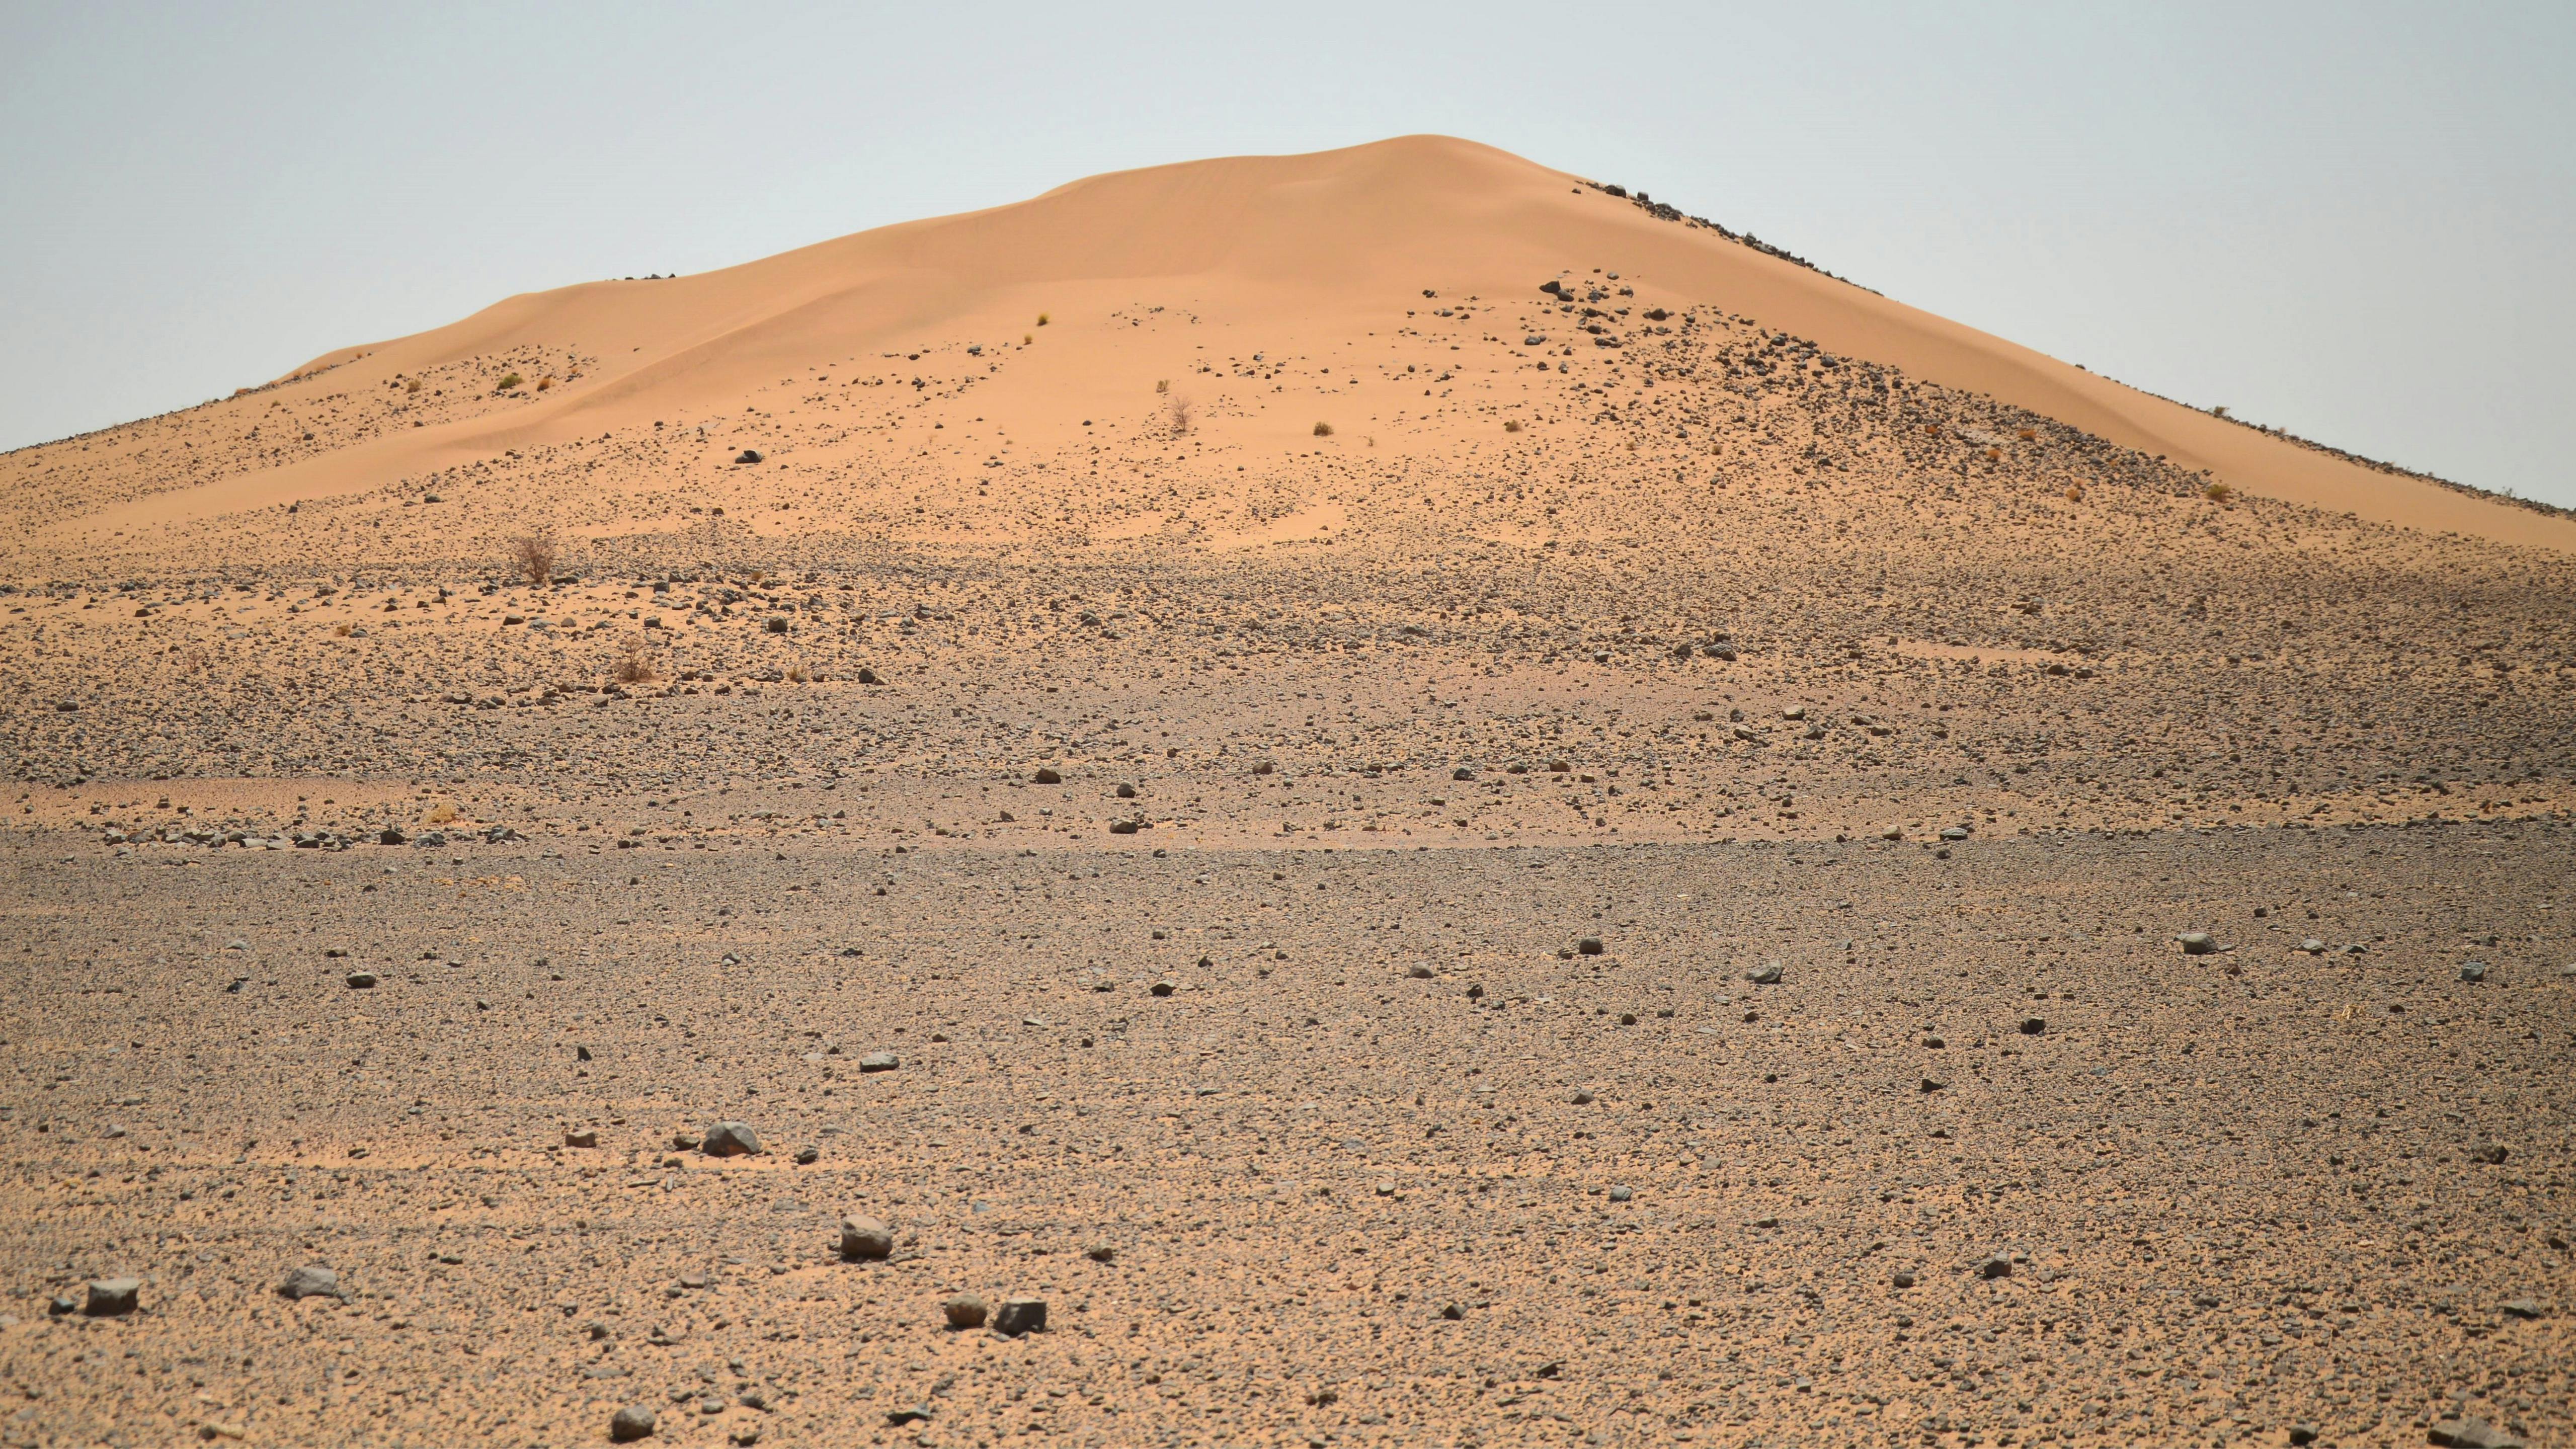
top-left (1, 137), bottom-right (2570, 1449)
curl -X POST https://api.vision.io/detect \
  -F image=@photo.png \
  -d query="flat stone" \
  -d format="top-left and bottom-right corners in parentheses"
top-left (84, 1278), bottom-right (139, 1316)
top-left (344, 971), bottom-right (378, 989)
top-left (2178, 931), bottom-right (2218, 955)
top-left (276, 1265), bottom-right (341, 1301)
top-left (856, 1052), bottom-right (900, 1072)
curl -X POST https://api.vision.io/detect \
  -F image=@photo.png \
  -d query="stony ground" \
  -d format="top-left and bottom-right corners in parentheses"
top-left (6, 249), bottom-right (2574, 1449)
top-left (2, 823), bottom-right (2570, 1449)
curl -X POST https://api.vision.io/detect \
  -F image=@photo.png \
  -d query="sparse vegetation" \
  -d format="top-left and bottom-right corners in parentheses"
top-left (536, 376), bottom-right (555, 392)
top-left (405, 378), bottom-right (423, 395)
top-left (1312, 421), bottom-right (1334, 437)
top-left (1504, 420), bottom-right (1523, 433)
top-left (2065, 485), bottom-right (2085, 503)
top-left (611, 633), bottom-right (657, 685)
top-left (495, 372), bottom-right (524, 392)
top-left (2205, 481), bottom-right (2234, 504)
top-left (1167, 393), bottom-right (1193, 436)
top-left (1154, 379), bottom-right (1171, 394)
top-left (510, 533), bottom-right (558, 586)
top-left (1035, 312), bottom-right (1050, 327)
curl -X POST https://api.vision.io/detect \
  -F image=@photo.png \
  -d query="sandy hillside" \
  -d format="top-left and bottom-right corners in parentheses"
top-left (1, 136), bottom-right (2570, 1449)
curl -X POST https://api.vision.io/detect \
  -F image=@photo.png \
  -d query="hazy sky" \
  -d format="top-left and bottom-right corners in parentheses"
top-left (6, 2), bottom-right (2569, 506)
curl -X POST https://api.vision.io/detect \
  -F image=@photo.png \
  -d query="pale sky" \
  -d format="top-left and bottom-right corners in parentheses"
top-left (5, 2), bottom-right (2569, 506)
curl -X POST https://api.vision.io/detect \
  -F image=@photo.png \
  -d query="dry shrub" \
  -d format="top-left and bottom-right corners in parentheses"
top-left (1023, 334), bottom-right (1034, 344)
top-left (405, 378), bottom-right (423, 394)
top-left (510, 533), bottom-right (559, 586)
top-left (1035, 312), bottom-right (1051, 327)
top-left (1312, 421), bottom-right (1334, 437)
top-left (610, 633), bottom-right (657, 684)
top-left (422, 801), bottom-right (458, 825)
top-left (786, 664), bottom-right (810, 684)
top-left (2064, 485), bottom-right (2085, 503)
top-left (496, 372), bottom-right (524, 392)
top-left (1154, 378), bottom-right (1170, 394)
top-left (2204, 481), bottom-right (2234, 504)
top-left (536, 376), bottom-right (556, 392)
top-left (2016, 426), bottom-right (2037, 440)
top-left (1167, 393), bottom-right (1193, 436)
top-left (1984, 447), bottom-right (2001, 462)
top-left (1504, 420), bottom-right (1523, 433)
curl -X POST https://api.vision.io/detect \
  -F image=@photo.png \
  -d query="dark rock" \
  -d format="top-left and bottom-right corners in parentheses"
top-left (1607, 1184), bottom-right (1634, 1203)
top-left (942, 1293), bottom-right (988, 1330)
top-left (701, 1121), bottom-right (760, 1157)
top-left (1115, 783), bottom-right (1137, 798)
top-left (1441, 1301), bottom-right (1467, 1320)
top-left (2178, 931), bottom-right (2218, 955)
top-left (2501, 1297), bottom-right (2541, 1319)
top-left (1032, 768), bottom-right (1062, 784)
top-left (1745, 961), bottom-right (1783, 985)
top-left (792, 1146), bottom-right (818, 1164)
top-left (2460, 961), bottom-right (2488, 983)
top-left (856, 667), bottom-right (881, 685)
top-left (84, 1278), bottom-right (139, 1316)
top-left (735, 449), bottom-right (763, 464)
top-left (2469, 1143), bottom-right (2510, 1164)
top-left (1977, 1256), bottom-right (2011, 1279)
top-left (856, 1051), bottom-right (899, 1072)
top-left (378, 827), bottom-right (406, 845)
top-left (1086, 1244), bottom-right (1116, 1263)
top-left (611, 1404), bottom-right (658, 1441)
top-left (993, 1296), bottom-right (1046, 1336)
top-left (885, 1407), bottom-right (933, 1426)
top-left (1151, 980), bottom-right (1175, 997)
top-left (1577, 937), bottom-right (1604, 956)
top-left (2019, 1016), bottom-right (2046, 1035)
top-left (566, 1129), bottom-right (598, 1148)
top-left (1891, 1271), bottom-right (1916, 1289)
top-left (2288, 1425), bottom-right (2318, 1446)
top-left (839, 1216), bottom-right (894, 1261)
top-left (344, 971), bottom-right (378, 989)
top-left (277, 1265), bottom-right (341, 1301)
top-left (1920, 1075), bottom-right (1948, 1093)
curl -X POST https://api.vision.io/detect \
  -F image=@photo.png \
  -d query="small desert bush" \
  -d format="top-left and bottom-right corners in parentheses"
top-left (1154, 378), bottom-right (1170, 394)
top-left (496, 372), bottom-right (524, 392)
top-left (1504, 420), bottom-right (1523, 433)
top-left (2016, 427), bottom-right (2036, 440)
top-left (510, 532), bottom-right (559, 586)
top-left (1035, 312), bottom-right (1050, 327)
top-left (1312, 421), bottom-right (1334, 437)
top-left (1023, 334), bottom-right (1034, 344)
top-left (405, 378), bottom-right (423, 395)
top-left (2064, 485), bottom-right (2085, 503)
top-left (1167, 393), bottom-right (1193, 436)
top-left (610, 633), bottom-right (657, 684)
top-left (2204, 481), bottom-right (2234, 504)
top-left (536, 376), bottom-right (555, 392)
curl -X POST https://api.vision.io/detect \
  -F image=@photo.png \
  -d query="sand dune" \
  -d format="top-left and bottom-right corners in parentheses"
top-left (32, 134), bottom-right (2557, 551)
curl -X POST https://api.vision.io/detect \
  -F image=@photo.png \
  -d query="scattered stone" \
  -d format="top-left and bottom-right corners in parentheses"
top-left (84, 1278), bottom-right (139, 1316)
top-left (344, 970), bottom-right (378, 989)
top-left (1568, 1089), bottom-right (1595, 1105)
top-left (2459, 961), bottom-right (2488, 983)
top-left (566, 1129), bottom-right (598, 1148)
top-left (276, 1265), bottom-right (341, 1301)
top-left (839, 1216), bottom-right (894, 1261)
top-left (1745, 961), bottom-right (1783, 985)
top-left (734, 449), bottom-right (763, 464)
top-left (1406, 964), bottom-right (1434, 979)
top-left (701, 1121), bottom-right (761, 1157)
top-left (1977, 1256), bottom-right (2011, 1279)
top-left (1151, 980), bottom-right (1176, 997)
top-left (2299, 938), bottom-right (2327, 954)
top-left (1920, 1075), bottom-right (1948, 1093)
top-left (1607, 1184), bottom-right (1633, 1203)
top-left (1085, 1243), bottom-right (1116, 1263)
top-left (884, 1407), bottom-right (933, 1426)
top-left (2288, 1425), bottom-right (2318, 1446)
top-left (1880, 826), bottom-right (1903, 841)
top-left (993, 1296), bottom-right (1047, 1336)
top-left (2178, 931), bottom-right (2218, 955)
top-left (1891, 1271), bottom-right (1916, 1289)
top-left (793, 1146), bottom-right (819, 1164)
top-left (1577, 937), bottom-right (1603, 955)
top-left (2500, 1298), bottom-right (2541, 1319)
top-left (942, 1293), bottom-right (988, 1330)
top-left (2469, 1143), bottom-right (2510, 1164)
top-left (1441, 1301), bottom-right (1467, 1320)
top-left (1939, 826), bottom-right (1970, 841)
top-left (856, 1052), bottom-right (899, 1072)
top-left (610, 1404), bottom-right (658, 1442)
top-left (2019, 1016), bottom-right (2045, 1035)
top-left (1032, 768), bottom-right (1062, 784)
